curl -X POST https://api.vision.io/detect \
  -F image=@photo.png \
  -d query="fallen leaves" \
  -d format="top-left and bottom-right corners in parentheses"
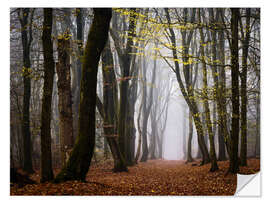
top-left (10, 158), bottom-right (260, 196)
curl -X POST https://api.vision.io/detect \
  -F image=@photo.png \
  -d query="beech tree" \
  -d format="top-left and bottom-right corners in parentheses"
top-left (198, 8), bottom-right (218, 171)
top-left (17, 8), bottom-right (35, 174)
top-left (240, 8), bottom-right (251, 166)
top-left (40, 8), bottom-right (55, 182)
top-left (110, 8), bottom-right (137, 165)
top-left (9, 8), bottom-right (260, 187)
top-left (101, 41), bottom-right (127, 172)
top-left (229, 8), bottom-right (240, 174)
top-left (54, 8), bottom-right (112, 182)
top-left (56, 31), bottom-right (74, 167)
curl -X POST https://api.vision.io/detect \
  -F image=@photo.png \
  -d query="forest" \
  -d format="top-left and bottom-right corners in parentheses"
top-left (10, 8), bottom-right (260, 195)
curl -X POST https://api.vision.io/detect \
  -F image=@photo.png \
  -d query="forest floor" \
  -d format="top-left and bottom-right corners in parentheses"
top-left (10, 158), bottom-right (260, 196)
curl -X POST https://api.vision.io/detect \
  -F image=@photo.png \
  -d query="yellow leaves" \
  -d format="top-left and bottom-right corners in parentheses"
top-left (57, 31), bottom-right (72, 40)
top-left (183, 58), bottom-right (194, 66)
top-left (193, 112), bottom-right (200, 118)
top-left (21, 66), bottom-right (33, 77)
top-left (212, 59), bottom-right (221, 65)
top-left (173, 58), bottom-right (181, 63)
top-left (129, 52), bottom-right (144, 57)
top-left (152, 47), bottom-right (161, 51)
top-left (164, 43), bottom-right (175, 49)
top-left (131, 45), bottom-right (144, 51)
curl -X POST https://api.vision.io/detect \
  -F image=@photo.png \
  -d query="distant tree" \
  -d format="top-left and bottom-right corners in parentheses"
top-left (163, 8), bottom-right (210, 165)
top-left (140, 55), bottom-right (156, 162)
top-left (54, 8), bottom-right (112, 182)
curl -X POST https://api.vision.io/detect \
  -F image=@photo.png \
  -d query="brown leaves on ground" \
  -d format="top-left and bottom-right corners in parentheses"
top-left (10, 158), bottom-right (260, 196)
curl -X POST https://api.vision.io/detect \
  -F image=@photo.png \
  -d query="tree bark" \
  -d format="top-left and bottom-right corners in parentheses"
top-left (135, 72), bottom-right (143, 163)
top-left (229, 8), bottom-right (240, 174)
top-left (117, 9), bottom-right (137, 164)
top-left (198, 8), bottom-right (218, 171)
top-left (186, 110), bottom-right (194, 162)
top-left (126, 56), bottom-right (139, 165)
top-left (73, 8), bottom-right (84, 141)
top-left (140, 55), bottom-right (156, 162)
top-left (54, 8), bottom-right (112, 182)
top-left (140, 61), bottom-right (149, 162)
top-left (255, 92), bottom-right (260, 157)
top-left (40, 8), bottom-right (55, 182)
top-left (18, 8), bottom-right (34, 174)
top-left (217, 8), bottom-right (229, 160)
top-left (182, 108), bottom-right (187, 160)
top-left (56, 33), bottom-right (74, 168)
top-left (102, 41), bottom-right (127, 172)
top-left (240, 8), bottom-right (251, 166)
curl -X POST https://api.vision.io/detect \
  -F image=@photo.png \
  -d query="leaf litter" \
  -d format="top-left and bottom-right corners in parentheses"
top-left (10, 158), bottom-right (260, 196)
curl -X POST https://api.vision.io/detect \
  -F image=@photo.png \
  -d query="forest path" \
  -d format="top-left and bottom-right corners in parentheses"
top-left (11, 159), bottom-right (259, 195)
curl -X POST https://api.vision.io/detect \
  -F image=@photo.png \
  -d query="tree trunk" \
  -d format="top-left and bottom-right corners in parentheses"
top-left (117, 9), bottom-right (137, 162)
top-left (40, 8), bottom-right (55, 182)
top-left (73, 8), bottom-right (84, 141)
top-left (217, 8), bottom-right (229, 161)
top-left (56, 33), bottom-right (74, 168)
top-left (149, 119), bottom-right (157, 160)
top-left (198, 9), bottom-right (218, 171)
top-left (240, 8), bottom-right (251, 166)
top-left (186, 111), bottom-right (194, 162)
top-left (218, 126), bottom-right (226, 161)
top-left (255, 92), bottom-right (260, 157)
top-left (135, 83), bottom-right (143, 163)
top-left (126, 59), bottom-right (139, 165)
top-left (54, 8), bottom-right (112, 182)
top-left (229, 8), bottom-right (240, 174)
top-left (102, 41), bottom-right (127, 172)
top-left (182, 108), bottom-right (187, 160)
top-left (18, 8), bottom-right (34, 174)
top-left (140, 102), bottom-right (149, 162)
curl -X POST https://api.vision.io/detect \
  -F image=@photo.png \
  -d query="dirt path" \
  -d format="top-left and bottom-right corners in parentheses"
top-left (10, 159), bottom-right (260, 195)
